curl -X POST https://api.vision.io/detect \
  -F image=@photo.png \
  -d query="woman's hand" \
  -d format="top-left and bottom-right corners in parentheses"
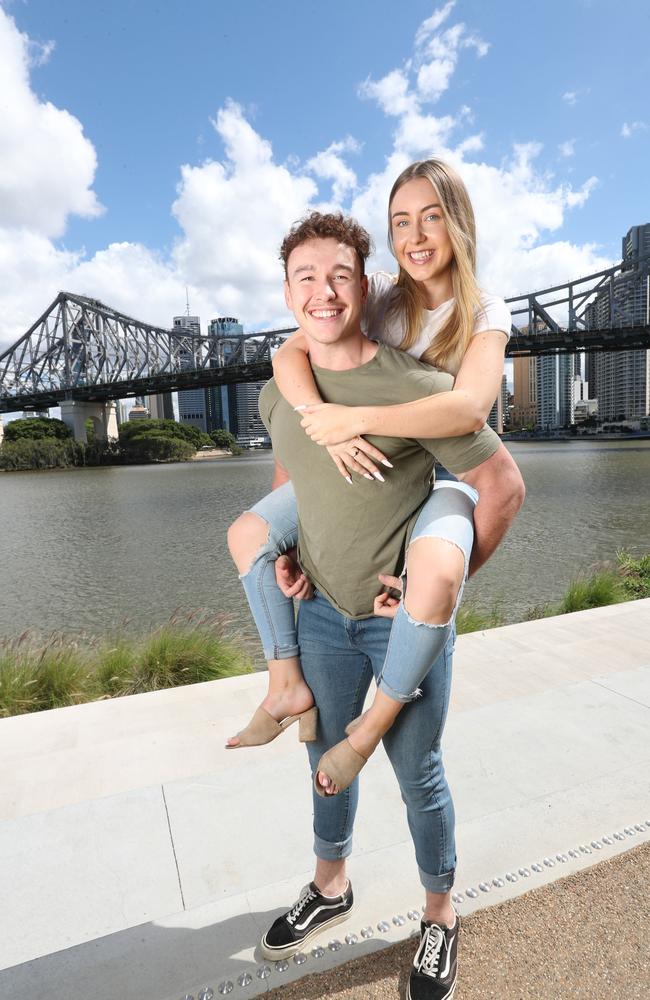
top-left (325, 438), bottom-right (393, 482)
top-left (299, 403), bottom-right (367, 445)
top-left (373, 573), bottom-right (403, 619)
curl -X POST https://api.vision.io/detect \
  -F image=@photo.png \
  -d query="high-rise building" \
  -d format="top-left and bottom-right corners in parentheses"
top-left (537, 353), bottom-right (575, 429)
top-left (584, 224), bottom-right (650, 421)
top-left (486, 374), bottom-right (509, 434)
top-left (512, 355), bottom-right (538, 428)
top-left (206, 317), bottom-right (269, 442)
top-left (500, 374), bottom-right (510, 429)
top-left (175, 314), bottom-right (208, 432)
top-left (148, 392), bottom-right (174, 421)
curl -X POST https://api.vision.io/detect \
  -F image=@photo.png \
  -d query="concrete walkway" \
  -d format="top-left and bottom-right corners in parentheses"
top-left (0, 599), bottom-right (649, 1000)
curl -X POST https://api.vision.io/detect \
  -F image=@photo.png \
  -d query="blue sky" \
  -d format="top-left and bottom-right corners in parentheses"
top-left (0, 0), bottom-right (648, 351)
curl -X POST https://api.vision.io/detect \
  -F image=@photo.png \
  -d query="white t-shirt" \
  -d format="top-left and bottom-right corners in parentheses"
top-left (361, 270), bottom-right (511, 376)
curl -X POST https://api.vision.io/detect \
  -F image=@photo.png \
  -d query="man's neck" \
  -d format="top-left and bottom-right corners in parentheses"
top-left (308, 332), bottom-right (379, 372)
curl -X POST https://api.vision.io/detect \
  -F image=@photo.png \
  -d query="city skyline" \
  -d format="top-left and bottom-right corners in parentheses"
top-left (0, 1), bottom-right (648, 354)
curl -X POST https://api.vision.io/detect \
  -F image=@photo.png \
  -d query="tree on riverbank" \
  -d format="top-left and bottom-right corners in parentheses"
top-left (0, 415), bottom-right (223, 469)
top-left (3, 416), bottom-right (72, 441)
top-left (209, 428), bottom-right (244, 454)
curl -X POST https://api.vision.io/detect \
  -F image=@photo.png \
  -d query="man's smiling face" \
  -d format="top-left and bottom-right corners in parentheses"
top-left (284, 237), bottom-right (368, 349)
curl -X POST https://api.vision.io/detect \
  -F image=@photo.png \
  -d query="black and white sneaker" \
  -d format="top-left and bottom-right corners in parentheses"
top-left (260, 880), bottom-right (354, 959)
top-left (407, 914), bottom-right (459, 1000)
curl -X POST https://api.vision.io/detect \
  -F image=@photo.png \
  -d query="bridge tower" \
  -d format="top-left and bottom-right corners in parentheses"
top-left (59, 400), bottom-right (119, 443)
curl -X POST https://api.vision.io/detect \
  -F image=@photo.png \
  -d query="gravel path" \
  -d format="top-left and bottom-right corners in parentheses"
top-left (266, 841), bottom-right (650, 999)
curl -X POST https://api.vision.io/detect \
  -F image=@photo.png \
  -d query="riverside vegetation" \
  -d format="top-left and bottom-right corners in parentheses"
top-left (0, 416), bottom-right (243, 470)
top-left (0, 552), bottom-right (648, 719)
top-left (0, 612), bottom-right (253, 718)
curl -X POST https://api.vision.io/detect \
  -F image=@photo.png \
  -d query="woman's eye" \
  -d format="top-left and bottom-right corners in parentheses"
top-left (425, 213), bottom-right (441, 223)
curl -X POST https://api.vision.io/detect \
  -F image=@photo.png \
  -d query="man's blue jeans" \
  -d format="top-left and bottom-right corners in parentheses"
top-left (298, 592), bottom-right (457, 893)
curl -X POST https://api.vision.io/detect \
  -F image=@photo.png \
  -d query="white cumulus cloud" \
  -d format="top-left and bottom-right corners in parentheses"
top-left (0, 8), bottom-right (102, 238)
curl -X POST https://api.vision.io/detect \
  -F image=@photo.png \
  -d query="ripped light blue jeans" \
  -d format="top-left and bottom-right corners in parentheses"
top-left (240, 474), bottom-right (478, 700)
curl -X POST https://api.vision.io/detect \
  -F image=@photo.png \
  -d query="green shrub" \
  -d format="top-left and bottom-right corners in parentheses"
top-left (210, 428), bottom-right (239, 451)
top-left (119, 419), bottom-right (211, 449)
top-left (456, 601), bottom-right (504, 634)
top-left (617, 551), bottom-right (650, 600)
top-left (121, 433), bottom-right (195, 463)
top-left (558, 569), bottom-right (625, 614)
top-left (4, 416), bottom-right (72, 441)
top-left (0, 613), bottom-right (252, 718)
top-left (0, 437), bottom-right (80, 470)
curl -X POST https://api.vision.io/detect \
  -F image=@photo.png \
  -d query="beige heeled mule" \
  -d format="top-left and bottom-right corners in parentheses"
top-left (313, 738), bottom-right (369, 797)
top-left (227, 705), bottom-right (318, 749)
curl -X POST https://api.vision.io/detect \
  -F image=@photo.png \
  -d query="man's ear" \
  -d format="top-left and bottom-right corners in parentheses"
top-left (360, 274), bottom-right (369, 304)
top-left (284, 280), bottom-right (293, 312)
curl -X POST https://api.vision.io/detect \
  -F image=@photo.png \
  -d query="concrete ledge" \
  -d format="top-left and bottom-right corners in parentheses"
top-left (0, 599), bottom-right (649, 998)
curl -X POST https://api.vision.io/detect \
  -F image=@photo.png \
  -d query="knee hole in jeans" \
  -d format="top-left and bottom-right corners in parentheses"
top-left (227, 511), bottom-right (271, 575)
top-left (402, 537), bottom-right (466, 626)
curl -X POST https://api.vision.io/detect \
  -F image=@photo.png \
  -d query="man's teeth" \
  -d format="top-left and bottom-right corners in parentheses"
top-left (311, 309), bottom-right (341, 318)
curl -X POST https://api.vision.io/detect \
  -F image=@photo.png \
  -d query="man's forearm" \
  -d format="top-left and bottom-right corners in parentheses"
top-left (459, 445), bottom-right (526, 575)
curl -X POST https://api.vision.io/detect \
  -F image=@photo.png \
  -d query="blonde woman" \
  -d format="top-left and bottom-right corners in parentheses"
top-left (227, 159), bottom-right (524, 796)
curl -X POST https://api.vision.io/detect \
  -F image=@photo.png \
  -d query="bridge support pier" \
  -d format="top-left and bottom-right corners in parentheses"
top-left (60, 401), bottom-right (119, 443)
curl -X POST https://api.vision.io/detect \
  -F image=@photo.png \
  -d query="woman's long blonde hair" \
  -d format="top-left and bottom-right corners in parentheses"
top-left (387, 159), bottom-right (482, 372)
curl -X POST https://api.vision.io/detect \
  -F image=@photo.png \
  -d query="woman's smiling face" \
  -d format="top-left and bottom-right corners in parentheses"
top-left (389, 176), bottom-right (454, 288)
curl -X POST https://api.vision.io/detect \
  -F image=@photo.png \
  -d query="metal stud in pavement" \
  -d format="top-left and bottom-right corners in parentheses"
top-left (256, 967), bottom-right (271, 980)
top-left (293, 952), bottom-right (307, 965)
top-left (237, 973), bottom-right (252, 987)
top-left (328, 940), bottom-right (343, 952)
top-left (275, 961), bottom-right (289, 973)
top-left (218, 985), bottom-right (233, 997)
top-left (312, 946), bottom-right (325, 959)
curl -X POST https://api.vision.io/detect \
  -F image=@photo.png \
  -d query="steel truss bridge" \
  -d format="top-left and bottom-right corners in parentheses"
top-left (1, 255), bottom-right (649, 414)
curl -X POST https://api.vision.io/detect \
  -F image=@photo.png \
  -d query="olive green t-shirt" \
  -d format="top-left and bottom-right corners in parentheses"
top-left (259, 343), bottom-right (499, 619)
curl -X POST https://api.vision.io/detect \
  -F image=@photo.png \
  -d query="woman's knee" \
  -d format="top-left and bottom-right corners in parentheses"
top-left (403, 537), bottom-right (466, 625)
top-left (227, 511), bottom-right (271, 574)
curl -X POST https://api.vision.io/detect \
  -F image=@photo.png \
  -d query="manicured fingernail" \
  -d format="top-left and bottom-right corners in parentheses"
top-left (345, 476), bottom-right (353, 485)
top-left (293, 405), bottom-right (307, 411)
top-left (363, 473), bottom-right (373, 480)
top-left (381, 459), bottom-right (393, 468)
top-left (373, 472), bottom-right (385, 483)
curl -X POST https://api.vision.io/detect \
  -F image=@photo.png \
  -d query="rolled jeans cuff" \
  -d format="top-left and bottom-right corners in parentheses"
top-left (314, 830), bottom-right (353, 861)
top-left (418, 864), bottom-right (455, 893)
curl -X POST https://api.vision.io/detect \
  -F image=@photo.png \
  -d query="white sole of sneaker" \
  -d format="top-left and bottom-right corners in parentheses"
top-left (259, 906), bottom-right (355, 960)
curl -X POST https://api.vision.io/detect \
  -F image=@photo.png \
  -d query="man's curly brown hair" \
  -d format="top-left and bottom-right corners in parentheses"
top-left (280, 212), bottom-right (374, 277)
